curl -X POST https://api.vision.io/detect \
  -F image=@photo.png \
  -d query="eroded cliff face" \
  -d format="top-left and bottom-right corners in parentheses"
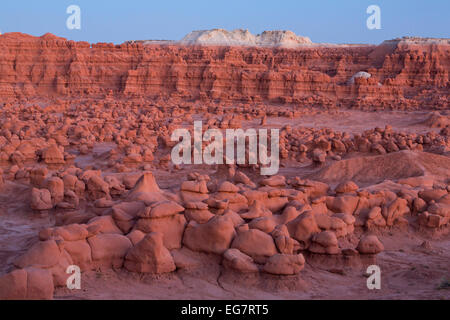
top-left (0, 33), bottom-right (448, 109)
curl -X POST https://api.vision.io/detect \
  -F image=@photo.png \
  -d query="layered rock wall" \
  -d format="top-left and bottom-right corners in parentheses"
top-left (0, 33), bottom-right (448, 109)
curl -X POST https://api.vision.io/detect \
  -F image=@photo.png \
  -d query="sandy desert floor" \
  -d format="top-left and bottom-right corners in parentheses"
top-left (0, 103), bottom-right (448, 300)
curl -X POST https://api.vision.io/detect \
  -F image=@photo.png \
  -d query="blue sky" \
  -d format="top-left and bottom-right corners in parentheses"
top-left (0, 0), bottom-right (448, 44)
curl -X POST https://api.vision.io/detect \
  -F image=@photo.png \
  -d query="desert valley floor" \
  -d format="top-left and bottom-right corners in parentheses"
top-left (0, 103), bottom-right (449, 300)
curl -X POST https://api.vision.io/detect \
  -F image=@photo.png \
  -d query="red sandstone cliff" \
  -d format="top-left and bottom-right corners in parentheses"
top-left (0, 33), bottom-right (448, 109)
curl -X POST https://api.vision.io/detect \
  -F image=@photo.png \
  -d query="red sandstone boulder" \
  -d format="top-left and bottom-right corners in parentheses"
top-left (42, 144), bottom-right (65, 165)
top-left (0, 268), bottom-right (54, 300)
top-left (314, 213), bottom-right (349, 237)
top-left (286, 211), bottom-right (320, 246)
top-left (87, 233), bottom-right (132, 269)
top-left (231, 229), bottom-right (277, 262)
top-left (87, 216), bottom-right (123, 235)
top-left (271, 224), bottom-right (300, 254)
top-left (13, 239), bottom-right (73, 287)
top-left (418, 189), bottom-right (448, 203)
top-left (234, 171), bottom-right (256, 188)
top-left (240, 200), bottom-right (272, 219)
top-left (62, 174), bottom-right (85, 196)
top-left (124, 232), bottom-right (176, 274)
top-left (139, 200), bottom-right (185, 219)
top-left (87, 175), bottom-right (110, 200)
top-left (326, 195), bottom-right (359, 215)
top-left (127, 172), bottom-right (167, 202)
top-left (127, 229), bottom-right (146, 245)
top-left (312, 148), bottom-right (326, 164)
top-left (261, 175), bottom-right (286, 187)
top-left (31, 188), bottom-right (53, 211)
top-left (39, 224), bottom-right (89, 242)
top-left (44, 176), bottom-right (65, 205)
top-left (222, 248), bottom-right (259, 273)
top-left (63, 240), bottom-right (92, 270)
top-left (135, 210), bottom-right (187, 250)
top-left (248, 217), bottom-right (277, 234)
top-left (0, 269), bottom-right (27, 300)
top-left (24, 267), bottom-right (54, 300)
top-left (184, 201), bottom-right (215, 224)
top-left (382, 198), bottom-right (409, 226)
top-left (111, 207), bottom-right (135, 234)
top-left (309, 231), bottom-right (340, 255)
top-left (335, 181), bottom-right (359, 194)
top-left (183, 216), bottom-right (235, 254)
top-left (30, 166), bottom-right (48, 187)
top-left (263, 253), bottom-right (305, 275)
top-left (356, 235), bottom-right (384, 254)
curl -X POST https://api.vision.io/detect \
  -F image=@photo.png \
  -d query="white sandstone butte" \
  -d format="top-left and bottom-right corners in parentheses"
top-left (180, 28), bottom-right (312, 47)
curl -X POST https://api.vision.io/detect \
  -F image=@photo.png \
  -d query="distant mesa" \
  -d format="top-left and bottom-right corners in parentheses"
top-left (383, 36), bottom-right (450, 46)
top-left (130, 29), bottom-right (313, 48)
top-left (0, 32), bottom-right (67, 42)
top-left (133, 30), bottom-right (450, 48)
top-left (179, 29), bottom-right (313, 47)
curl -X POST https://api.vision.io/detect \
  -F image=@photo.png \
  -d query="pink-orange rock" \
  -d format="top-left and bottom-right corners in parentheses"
top-left (231, 229), bottom-right (277, 261)
top-left (44, 176), bottom-right (65, 205)
top-left (24, 267), bottom-right (54, 300)
top-left (248, 217), bottom-right (277, 234)
top-left (86, 175), bottom-right (110, 200)
top-left (356, 235), bottom-right (384, 254)
top-left (31, 188), bottom-right (53, 210)
top-left (87, 215), bottom-right (123, 235)
top-left (0, 269), bottom-right (27, 300)
top-left (87, 233), bottom-right (132, 269)
top-left (309, 231), bottom-right (340, 254)
top-left (240, 200), bottom-right (272, 219)
top-left (139, 200), bottom-right (185, 219)
top-left (127, 172), bottom-right (167, 202)
top-left (0, 34), bottom-right (447, 110)
top-left (261, 175), bottom-right (286, 187)
top-left (30, 166), bottom-right (48, 187)
top-left (382, 198), bottom-right (410, 226)
top-left (419, 189), bottom-right (448, 203)
top-left (124, 232), bottom-right (176, 274)
top-left (127, 229), bottom-right (146, 245)
top-left (184, 201), bottom-right (215, 224)
top-left (14, 240), bottom-right (62, 269)
top-left (39, 224), bottom-right (88, 241)
top-left (271, 225), bottom-right (300, 254)
top-left (63, 240), bottom-right (92, 270)
top-left (42, 144), bottom-right (65, 165)
top-left (222, 248), bottom-right (259, 273)
top-left (111, 207), bottom-right (135, 234)
top-left (263, 253), bottom-right (305, 275)
top-left (183, 216), bottom-right (236, 254)
top-left (286, 211), bottom-right (320, 245)
top-left (335, 181), bottom-right (359, 194)
top-left (13, 239), bottom-right (73, 287)
top-left (0, 267), bottom-right (55, 300)
top-left (326, 195), bottom-right (359, 215)
top-left (135, 213), bottom-right (187, 250)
